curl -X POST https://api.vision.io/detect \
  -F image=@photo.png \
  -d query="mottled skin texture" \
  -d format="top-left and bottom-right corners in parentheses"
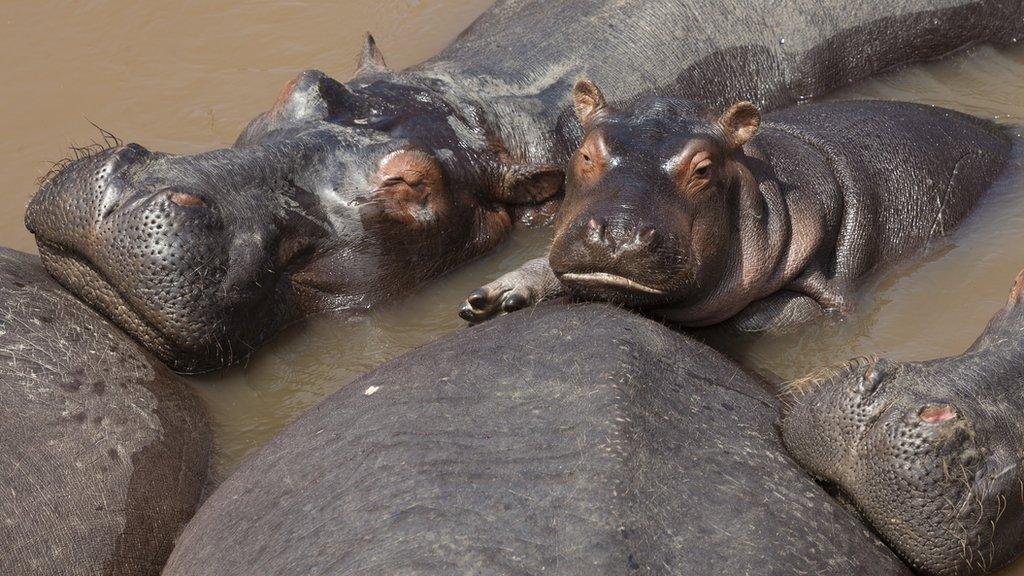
top-left (164, 303), bottom-right (910, 576)
top-left (0, 248), bottom-right (211, 576)
top-left (462, 86), bottom-right (1010, 332)
top-left (24, 0), bottom-right (1024, 372)
top-left (782, 271), bottom-right (1024, 576)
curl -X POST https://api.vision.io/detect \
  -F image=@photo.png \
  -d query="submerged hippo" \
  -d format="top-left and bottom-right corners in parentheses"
top-left (461, 80), bottom-right (1011, 330)
top-left (0, 248), bottom-right (211, 576)
top-left (24, 1), bottom-right (1022, 372)
top-left (782, 270), bottom-right (1024, 576)
top-left (162, 303), bottom-right (910, 575)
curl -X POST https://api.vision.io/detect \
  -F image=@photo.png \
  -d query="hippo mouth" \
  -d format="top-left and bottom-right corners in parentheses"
top-left (558, 272), bottom-right (669, 295)
top-left (35, 240), bottom-right (176, 363)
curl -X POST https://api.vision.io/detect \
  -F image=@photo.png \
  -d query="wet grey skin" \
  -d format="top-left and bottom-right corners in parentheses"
top-left (782, 270), bottom-right (1024, 576)
top-left (460, 82), bottom-right (1012, 332)
top-left (0, 248), bottom-right (210, 576)
top-left (25, 0), bottom-right (1024, 372)
top-left (163, 303), bottom-right (911, 576)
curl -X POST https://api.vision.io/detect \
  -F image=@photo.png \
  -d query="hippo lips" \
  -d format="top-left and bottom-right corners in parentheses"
top-left (558, 272), bottom-right (669, 295)
top-left (35, 240), bottom-right (176, 363)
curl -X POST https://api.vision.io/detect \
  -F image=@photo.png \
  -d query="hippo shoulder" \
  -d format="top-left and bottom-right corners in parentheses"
top-left (165, 303), bottom-right (908, 575)
top-left (0, 248), bottom-right (210, 576)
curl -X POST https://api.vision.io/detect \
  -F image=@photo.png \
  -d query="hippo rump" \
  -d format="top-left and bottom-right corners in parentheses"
top-left (24, 0), bottom-right (1023, 373)
top-left (0, 248), bottom-right (211, 576)
top-left (782, 270), bottom-right (1024, 575)
top-left (461, 83), bottom-right (1012, 332)
top-left (163, 303), bottom-right (909, 575)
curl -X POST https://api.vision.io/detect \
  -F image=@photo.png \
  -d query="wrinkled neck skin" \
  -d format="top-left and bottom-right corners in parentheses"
top-left (653, 139), bottom-right (826, 325)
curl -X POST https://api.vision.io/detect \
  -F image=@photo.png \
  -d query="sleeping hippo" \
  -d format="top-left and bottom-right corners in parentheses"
top-left (460, 80), bottom-right (1011, 331)
top-left (161, 303), bottom-right (910, 575)
top-left (782, 270), bottom-right (1024, 576)
top-left (24, 0), bottom-right (1022, 372)
top-left (0, 248), bottom-right (210, 576)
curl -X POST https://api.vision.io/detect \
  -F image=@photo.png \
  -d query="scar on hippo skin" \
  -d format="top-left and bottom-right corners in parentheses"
top-left (782, 269), bottom-right (1024, 576)
top-left (461, 78), bottom-right (1009, 332)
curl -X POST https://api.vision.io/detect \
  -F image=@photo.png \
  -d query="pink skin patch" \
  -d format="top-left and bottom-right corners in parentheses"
top-left (919, 405), bottom-right (957, 424)
top-left (170, 192), bottom-right (206, 208)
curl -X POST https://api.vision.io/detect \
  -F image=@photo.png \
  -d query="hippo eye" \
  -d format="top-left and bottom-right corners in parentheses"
top-left (692, 159), bottom-right (712, 178)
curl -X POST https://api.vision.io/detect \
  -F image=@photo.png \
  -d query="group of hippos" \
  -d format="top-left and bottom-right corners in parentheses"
top-left (5, 1), bottom-right (1024, 575)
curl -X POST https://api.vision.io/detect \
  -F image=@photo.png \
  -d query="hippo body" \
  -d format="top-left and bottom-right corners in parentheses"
top-left (164, 303), bottom-right (909, 575)
top-left (0, 248), bottom-right (211, 576)
top-left (783, 271), bottom-right (1024, 575)
top-left (462, 97), bottom-right (1011, 332)
top-left (24, 0), bottom-right (1023, 372)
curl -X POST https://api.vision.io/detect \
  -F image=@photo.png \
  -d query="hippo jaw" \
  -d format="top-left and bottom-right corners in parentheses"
top-left (781, 354), bottom-right (1024, 576)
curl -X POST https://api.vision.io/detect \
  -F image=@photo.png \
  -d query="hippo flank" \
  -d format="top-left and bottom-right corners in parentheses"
top-left (25, 0), bottom-right (1023, 372)
top-left (460, 80), bottom-right (1011, 331)
top-left (0, 248), bottom-right (210, 576)
top-left (782, 269), bottom-right (1024, 576)
top-left (163, 303), bottom-right (910, 576)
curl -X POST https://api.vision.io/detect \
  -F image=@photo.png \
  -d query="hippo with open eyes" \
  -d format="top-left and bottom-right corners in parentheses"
top-left (0, 248), bottom-right (210, 576)
top-left (461, 80), bottom-right (1012, 330)
top-left (23, 0), bottom-right (1023, 373)
top-left (162, 302), bottom-right (911, 576)
top-left (782, 270), bottom-right (1024, 576)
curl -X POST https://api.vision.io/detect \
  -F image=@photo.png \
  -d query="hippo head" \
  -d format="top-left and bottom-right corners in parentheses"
top-left (548, 79), bottom-right (759, 309)
top-left (782, 272), bottom-right (1024, 576)
top-left (25, 36), bottom-right (563, 373)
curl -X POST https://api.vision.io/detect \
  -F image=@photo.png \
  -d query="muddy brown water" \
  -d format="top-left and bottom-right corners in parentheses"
top-left (3, 2), bottom-right (1024, 572)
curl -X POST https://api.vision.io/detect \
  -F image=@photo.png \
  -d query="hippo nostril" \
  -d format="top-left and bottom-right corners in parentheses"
top-left (169, 192), bottom-right (207, 208)
top-left (637, 225), bottom-right (659, 248)
top-left (919, 404), bottom-right (957, 424)
top-left (586, 217), bottom-right (608, 246)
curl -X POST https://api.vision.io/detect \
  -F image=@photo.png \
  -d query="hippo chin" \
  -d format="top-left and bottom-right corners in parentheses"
top-left (25, 0), bottom-right (1023, 372)
top-left (781, 270), bottom-right (1024, 576)
top-left (163, 303), bottom-right (910, 575)
top-left (0, 248), bottom-right (210, 576)
top-left (461, 80), bottom-right (1011, 330)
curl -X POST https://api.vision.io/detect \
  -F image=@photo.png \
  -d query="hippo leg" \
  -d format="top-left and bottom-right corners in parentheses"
top-left (460, 257), bottom-right (563, 322)
top-left (727, 291), bottom-right (825, 333)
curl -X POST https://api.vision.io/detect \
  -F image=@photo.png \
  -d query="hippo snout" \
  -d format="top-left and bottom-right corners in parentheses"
top-left (549, 213), bottom-right (684, 306)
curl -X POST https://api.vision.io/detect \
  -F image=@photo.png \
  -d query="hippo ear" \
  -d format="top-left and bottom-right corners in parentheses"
top-left (573, 79), bottom-right (608, 127)
top-left (494, 163), bottom-right (565, 205)
top-left (718, 101), bottom-right (761, 149)
top-left (356, 33), bottom-right (389, 77)
top-left (276, 70), bottom-right (358, 120)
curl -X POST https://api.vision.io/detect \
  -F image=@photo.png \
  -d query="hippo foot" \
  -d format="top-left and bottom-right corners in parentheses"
top-left (459, 257), bottom-right (562, 323)
top-left (459, 283), bottom-right (536, 323)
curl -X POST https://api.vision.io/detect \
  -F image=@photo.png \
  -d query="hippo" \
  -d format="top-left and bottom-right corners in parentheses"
top-left (0, 248), bottom-right (211, 575)
top-left (460, 80), bottom-right (1011, 331)
top-left (24, 1), bottom-right (1023, 373)
top-left (162, 303), bottom-right (910, 575)
top-left (782, 270), bottom-right (1024, 576)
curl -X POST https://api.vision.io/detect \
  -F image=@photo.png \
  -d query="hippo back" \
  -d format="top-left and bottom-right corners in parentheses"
top-left (430, 0), bottom-right (1023, 113)
top-left (761, 100), bottom-right (1012, 282)
top-left (0, 248), bottom-right (211, 576)
top-left (164, 303), bottom-right (909, 575)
